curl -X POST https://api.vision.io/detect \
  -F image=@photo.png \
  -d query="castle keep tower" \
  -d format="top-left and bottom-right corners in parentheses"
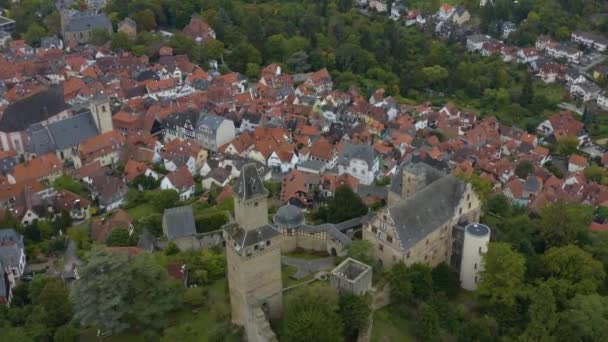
top-left (223, 164), bottom-right (283, 325)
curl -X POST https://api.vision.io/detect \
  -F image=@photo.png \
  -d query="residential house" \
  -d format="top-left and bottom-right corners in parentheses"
top-left (0, 229), bottom-right (26, 278)
top-left (546, 43), bottom-right (582, 63)
top-left (571, 31), bottom-right (608, 52)
top-left (337, 142), bottom-right (379, 186)
top-left (117, 17), bottom-right (137, 40)
top-left (51, 190), bottom-right (91, 221)
top-left (466, 34), bottom-right (491, 52)
top-left (568, 154), bottom-right (587, 173)
top-left (83, 168), bottom-right (128, 210)
top-left (537, 111), bottom-right (587, 145)
top-left (570, 81), bottom-right (602, 102)
top-left (452, 7), bottom-right (470, 25)
top-left (123, 159), bottom-right (158, 182)
top-left (309, 138), bottom-right (338, 169)
top-left (537, 63), bottom-right (565, 84)
top-left (91, 209), bottom-right (133, 242)
top-left (304, 68), bottom-right (333, 94)
top-left (502, 22), bottom-right (516, 39)
top-left (517, 47), bottom-right (539, 64)
top-left (565, 68), bottom-right (587, 84)
top-left (160, 166), bottom-right (195, 200)
top-left (597, 91), bottom-right (608, 110)
top-left (12, 153), bottom-right (63, 183)
top-left (369, 0), bottom-right (387, 12)
top-left (196, 114), bottom-right (236, 152)
top-left (182, 15), bottom-right (216, 44)
top-left (161, 138), bottom-right (206, 175)
top-left (202, 167), bottom-right (232, 190)
top-left (438, 3), bottom-right (455, 20)
top-left (73, 131), bottom-right (126, 169)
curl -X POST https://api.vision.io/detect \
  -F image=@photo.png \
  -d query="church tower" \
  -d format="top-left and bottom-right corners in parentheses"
top-left (224, 164), bottom-right (283, 325)
top-left (89, 93), bottom-right (113, 134)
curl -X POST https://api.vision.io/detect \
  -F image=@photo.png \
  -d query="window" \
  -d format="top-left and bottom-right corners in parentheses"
top-left (474, 263), bottom-right (477, 270)
top-left (474, 276), bottom-right (478, 283)
top-left (266, 240), bottom-right (271, 246)
top-left (424, 255), bottom-right (428, 261)
top-left (425, 239), bottom-right (429, 245)
top-left (467, 194), bottom-right (470, 200)
top-left (479, 247), bottom-right (483, 254)
top-left (459, 208), bottom-right (462, 215)
top-left (387, 235), bottom-right (393, 243)
top-left (392, 255), bottom-right (397, 262)
top-left (406, 251), bottom-right (410, 259)
top-left (372, 227), bottom-right (378, 234)
top-left (378, 244), bottom-right (384, 251)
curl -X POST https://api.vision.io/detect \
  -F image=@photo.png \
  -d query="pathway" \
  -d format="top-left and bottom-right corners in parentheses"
top-left (281, 256), bottom-right (334, 279)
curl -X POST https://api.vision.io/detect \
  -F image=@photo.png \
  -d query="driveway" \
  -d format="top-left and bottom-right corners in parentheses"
top-left (282, 256), bottom-right (334, 279)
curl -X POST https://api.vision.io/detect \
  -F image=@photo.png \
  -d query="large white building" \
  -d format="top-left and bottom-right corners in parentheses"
top-left (337, 142), bottom-right (379, 185)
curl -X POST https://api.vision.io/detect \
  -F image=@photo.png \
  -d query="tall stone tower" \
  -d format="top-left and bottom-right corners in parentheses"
top-left (223, 164), bottom-right (283, 325)
top-left (89, 93), bottom-right (113, 134)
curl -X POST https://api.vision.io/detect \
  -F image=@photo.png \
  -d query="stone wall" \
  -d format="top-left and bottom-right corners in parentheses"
top-left (154, 230), bottom-right (224, 251)
top-left (244, 305), bottom-right (278, 342)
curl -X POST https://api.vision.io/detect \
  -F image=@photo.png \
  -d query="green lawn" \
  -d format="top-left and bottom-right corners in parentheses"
top-left (126, 203), bottom-right (157, 220)
top-left (370, 305), bottom-right (416, 342)
top-left (281, 265), bottom-right (315, 288)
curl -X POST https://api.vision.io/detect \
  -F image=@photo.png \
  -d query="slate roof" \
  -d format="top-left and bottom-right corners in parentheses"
top-left (233, 163), bottom-right (268, 201)
top-left (65, 13), bottom-right (112, 33)
top-left (27, 112), bottom-right (99, 154)
top-left (163, 205), bottom-right (196, 240)
top-left (0, 86), bottom-right (68, 132)
top-left (273, 204), bottom-right (305, 228)
top-left (388, 175), bottom-right (467, 250)
top-left (223, 223), bottom-right (281, 251)
top-left (0, 229), bottom-right (24, 270)
top-left (137, 229), bottom-right (154, 251)
top-left (338, 142), bottom-right (376, 169)
top-left (197, 113), bottom-right (226, 131)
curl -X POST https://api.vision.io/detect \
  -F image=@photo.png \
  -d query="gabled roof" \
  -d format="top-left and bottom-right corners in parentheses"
top-left (388, 175), bottom-right (467, 250)
top-left (0, 86), bottom-right (68, 132)
top-left (233, 163), bottom-right (268, 201)
top-left (163, 205), bottom-right (196, 240)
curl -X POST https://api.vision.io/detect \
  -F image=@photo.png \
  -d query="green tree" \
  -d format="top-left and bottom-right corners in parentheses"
top-left (515, 160), bottom-right (535, 179)
top-left (324, 185), bottom-right (367, 224)
top-left (34, 278), bottom-right (73, 328)
top-left (131, 174), bottom-right (160, 190)
top-left (477, 242), bottom-right (526, 308)
top-left (23, 22), bottom-right (47, 46)
top-left (137, 213), bottom-right (163, 237)
top-left (520, 282), bottom-right (558, 341)
top-left (486, 194), bottom-right (511, 217)
top-left (71, 247), bottom-right (131, 333)
top-left (414, 303), bottom-right (440, 340)
top-left (538, 201), bottom-right (592, 248)
top-left (71, 247), bottom-right (180, 333)
top-left (556, 136), bottom-right (579, 156)
top-left (406, 263), bottom-right (433, 300)
top-left (283, 285), bottom-right (344, 342)
top-left (541, 245), bottom-right (605, 299)
top-left (458, 173), bottom-right (493, 203)
top-left (105, 228), bottom-right (130, 247)
top-left (111, 32), bottom-right (132, 50)
top-left (557, 294), bottom-right (608, 341)
top-left (133, 9), bottom-right (157, 31)
top-left (344, 240), bottom-right (374, 266)
top-left (431, 262), bottom-right (460, 299)
top-left (388, 263), bottom-right (413, 304)
top-left (150, 190), bottom-right (180, 211)
top-left (519, 73), bottom-right (534, 106)
top-left (90, 28), bottom-right (111, 46)
top-left (53, 324), bottom-right (78, 342)
top-left (338, 292), bottom-right (370, 338)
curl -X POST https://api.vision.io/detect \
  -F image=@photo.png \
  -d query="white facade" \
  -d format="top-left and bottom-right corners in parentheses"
top-left (338, 157), bottom-right (378, 185)
top-left (460, 223), bottom-right (490, 291)
top-left (597, 92), bottom-right (608, 110)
